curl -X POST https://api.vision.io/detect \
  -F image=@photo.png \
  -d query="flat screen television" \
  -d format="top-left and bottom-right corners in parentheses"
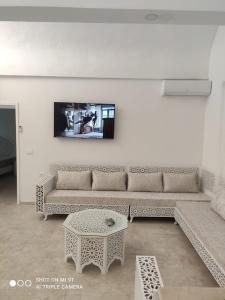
top-left (54, 102), bottom-right (115, 139)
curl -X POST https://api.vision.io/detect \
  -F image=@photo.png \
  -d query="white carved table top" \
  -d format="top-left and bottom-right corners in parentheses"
top-left (63, 209), bottom-right (128, 236)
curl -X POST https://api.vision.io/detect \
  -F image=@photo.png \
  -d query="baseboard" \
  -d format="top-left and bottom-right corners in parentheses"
top-left (20, 201), bottom-right (34, 205)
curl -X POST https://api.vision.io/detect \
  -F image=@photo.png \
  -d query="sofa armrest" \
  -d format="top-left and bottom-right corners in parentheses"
top-left (36, 175), bottom-right (56, 213)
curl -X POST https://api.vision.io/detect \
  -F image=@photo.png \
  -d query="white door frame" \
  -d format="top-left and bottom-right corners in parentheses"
top-left (0, 102), bottom-right (20, 204)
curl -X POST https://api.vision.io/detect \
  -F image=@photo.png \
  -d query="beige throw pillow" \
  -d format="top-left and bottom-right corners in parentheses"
top-left (92, 171), bottom-right (126, 191)
top-left (211, 189), bottom-right (225, 220)
top-left (56, 170), bottom-right (91, 190)
top-left (163, 173), bottom-right (199, 193)
top-left (128, 172), bottom-right (163, 192)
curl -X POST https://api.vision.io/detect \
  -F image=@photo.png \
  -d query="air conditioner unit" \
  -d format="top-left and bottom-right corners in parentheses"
top-left (161, 80), bottom-right (212, 96)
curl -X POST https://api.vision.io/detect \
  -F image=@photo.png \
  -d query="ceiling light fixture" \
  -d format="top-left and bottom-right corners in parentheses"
top-left (145, 13), bottom-right (159, 22)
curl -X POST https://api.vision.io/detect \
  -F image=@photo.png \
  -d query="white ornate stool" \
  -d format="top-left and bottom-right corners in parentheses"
top-left (135, 256), bottom-right (163, 300)
top-left (63, 209), bottom-right (128, 274)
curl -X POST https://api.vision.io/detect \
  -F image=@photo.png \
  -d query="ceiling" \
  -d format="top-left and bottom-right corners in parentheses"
top-left (0, 1), bottom-right (222, 78)
top-left (0, 7), bottom-right (225, 25)
top-left (1, 0), bottom-right (225, 11)
top-left (1, 0), bottom-right (225, 24)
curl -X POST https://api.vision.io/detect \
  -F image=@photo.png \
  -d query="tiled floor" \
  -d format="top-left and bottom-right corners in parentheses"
top-left (0, 174), bottom-right (217, 300)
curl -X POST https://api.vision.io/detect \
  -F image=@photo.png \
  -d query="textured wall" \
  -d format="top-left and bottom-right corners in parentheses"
top-left (0, 22), bottom-right (216, 79)
top-left (202, 26), bottom-right (225, 177)
top-left (0, 77), bottom-right (206, 202)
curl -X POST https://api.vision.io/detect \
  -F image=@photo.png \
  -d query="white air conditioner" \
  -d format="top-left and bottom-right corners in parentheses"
top-left (161, 80), bottom-right (212, 96)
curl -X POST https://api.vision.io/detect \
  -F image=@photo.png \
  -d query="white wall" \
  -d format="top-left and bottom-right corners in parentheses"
top-left (0, 77), bottom-right (206, 202)
top-left (0, 22), bottom-right (216, 79)
top-left (202, 26), bottom-right (225, 177)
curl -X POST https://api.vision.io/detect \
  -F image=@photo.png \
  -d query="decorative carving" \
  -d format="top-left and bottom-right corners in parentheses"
top-left (36, 185), bottom-right (44, 213)
top-left (135, 256), bottom-right (163, 300)
top-left (175, 208), bottom-right (225, 287)
top-left (130, 206), bottom-right (174, 222)
top-left (50, 164), bottom-right (125, 176)
top-left (65, 230), bottom-right (78, 260)
top-left (107, 231), bottom-right (124, 266)
top-left (36, 175), bottom-right (55, 213)
top-left (80, 236), bottom-right (104, 270)
top-left (43, 203), bottom-right (129, 218)
top-left (129, 166), bottom-right (198, 174)
top-left (64, 209), bottom-right (127, 274)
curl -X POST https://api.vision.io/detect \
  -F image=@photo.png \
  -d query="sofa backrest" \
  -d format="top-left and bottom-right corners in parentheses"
top-left (49, 163), bottom-right (125, 176)
top-left (49, 163), bottom-right (208, 191)
top-left (129, 166), bottom-right (198, 174)
top-left (129, 166), bottom-right (201, 191)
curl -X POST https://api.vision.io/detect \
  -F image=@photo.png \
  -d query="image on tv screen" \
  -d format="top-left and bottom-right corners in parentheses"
top-left (54, 102), bottom-right (115, 139)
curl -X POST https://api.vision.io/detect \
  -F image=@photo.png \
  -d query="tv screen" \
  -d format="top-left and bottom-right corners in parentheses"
top-left (54, 102), bottom-right (115, 139)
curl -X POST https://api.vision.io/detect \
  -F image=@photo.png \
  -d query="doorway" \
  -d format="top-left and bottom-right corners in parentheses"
top-left (0, 104), bottom-right (19, 204)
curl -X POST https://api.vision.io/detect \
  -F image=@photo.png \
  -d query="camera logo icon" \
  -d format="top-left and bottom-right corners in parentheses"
top-left (9, 280), bottom-right (32, 288)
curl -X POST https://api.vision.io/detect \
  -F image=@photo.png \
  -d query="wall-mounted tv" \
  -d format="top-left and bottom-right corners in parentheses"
top-left (54, 102), bottom-right (115, 139)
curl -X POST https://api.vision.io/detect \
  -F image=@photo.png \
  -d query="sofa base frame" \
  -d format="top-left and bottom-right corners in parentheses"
top-left (130, 206), bottom-right (174, 222)
top-left (42, 203), bottom-right (129, 220)
top-left (41, 204), bottom-right (178, 222)
top-left (42, 204), bottom-right (176, 222)
top-left (175, 208), bottom-right (225, 287)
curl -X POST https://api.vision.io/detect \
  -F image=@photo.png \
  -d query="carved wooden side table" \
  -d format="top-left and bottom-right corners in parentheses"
top-left (63, 209), bottom-right (128, 274)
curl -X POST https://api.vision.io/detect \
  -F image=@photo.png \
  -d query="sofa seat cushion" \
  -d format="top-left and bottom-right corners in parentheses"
top-left (176, 202), bottom-right (225, 271)
top-left (46, 190), bottom-right (130, 206)
top-left (45, 190), bottom-right (210, 207)
top-left (128, 192), bottom-right (209, 207)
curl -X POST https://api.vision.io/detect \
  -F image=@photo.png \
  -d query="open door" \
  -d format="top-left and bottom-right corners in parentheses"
top-left (0, 104), bottom-right (20, 204)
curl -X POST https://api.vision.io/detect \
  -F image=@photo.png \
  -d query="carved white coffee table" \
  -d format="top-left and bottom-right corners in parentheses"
top-left (63, 209), bottom-right (128, 274)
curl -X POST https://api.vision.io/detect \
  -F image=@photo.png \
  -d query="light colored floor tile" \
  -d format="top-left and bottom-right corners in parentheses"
top-left (0, 174), bottom-right (217, 300)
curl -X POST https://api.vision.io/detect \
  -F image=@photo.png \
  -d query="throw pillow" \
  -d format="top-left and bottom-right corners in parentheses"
top-left (128, 172), bottom-right (163, 192)
top-left (92, 171), bottom-right (126, 191)
top-left (163, 172), bottom-right (199, 193)
top-left (56, 170), bottom-right (91, 190)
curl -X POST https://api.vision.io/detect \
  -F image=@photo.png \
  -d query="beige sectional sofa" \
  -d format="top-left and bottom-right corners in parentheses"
top-left (36, 164), bottom-right (225, 286)
top-left (175, 177), bottom-right (225, 287)
top-left (36, 164), bottom-right (210, 221)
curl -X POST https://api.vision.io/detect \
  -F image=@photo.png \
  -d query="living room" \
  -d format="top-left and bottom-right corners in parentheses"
top-left (0, 1), bottom-right (225, 300)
